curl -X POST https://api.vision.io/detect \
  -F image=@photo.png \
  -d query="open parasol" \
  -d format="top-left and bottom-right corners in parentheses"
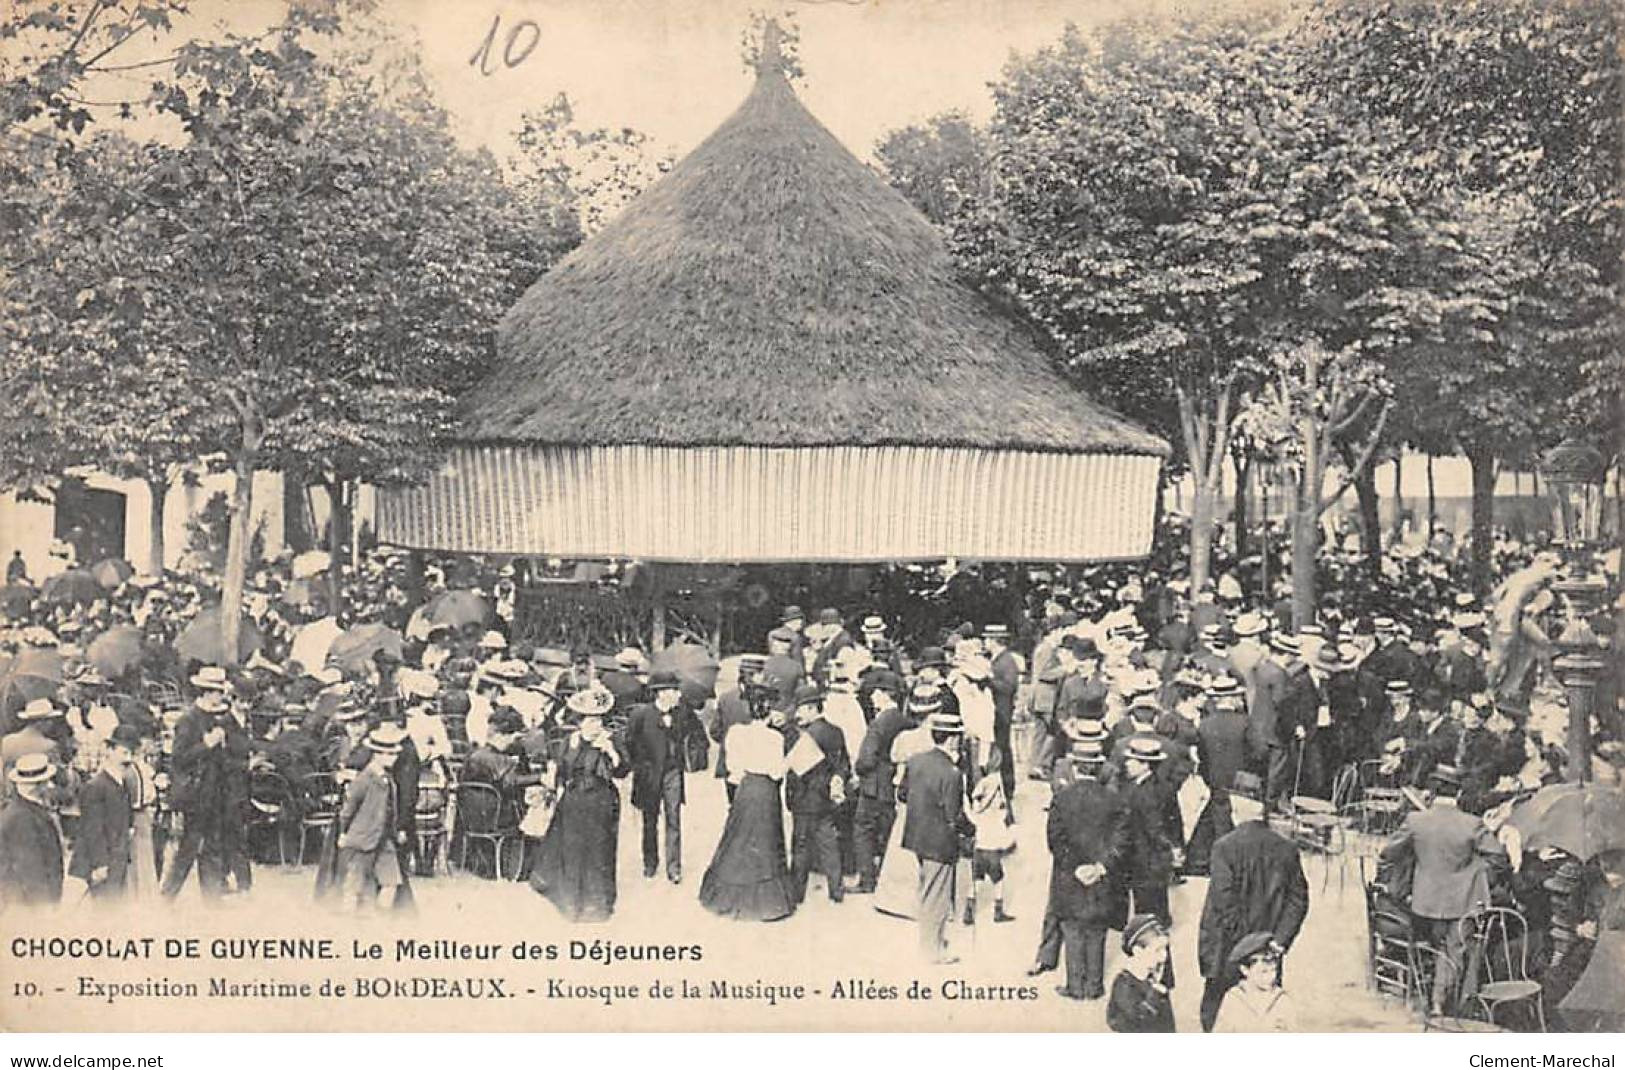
top-left (90, 557), bottom-right (134, 589)
top-left (175, 606), bottom-right (263, 665)
top-left (42, 568), bottom-right (102, 606)
top-left (651, 640), bottom-right (721, 706)
top-left (0, 647), bottom-right (65, 713)
top-left (1507, 783), bottom-right (1625, 860)
top-left (86, 625), bottom-right (146, 678)
top-left (408, 589), bottom-right (491, 635)
top-left (327, 623), bottom-right (404, 672)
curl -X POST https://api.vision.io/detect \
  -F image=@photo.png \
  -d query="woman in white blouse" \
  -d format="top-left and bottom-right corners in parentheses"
top-left (699, 698), bottom-right (796, 922)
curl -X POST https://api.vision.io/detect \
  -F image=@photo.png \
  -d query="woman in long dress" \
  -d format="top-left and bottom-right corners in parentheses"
top-left (124, 733), bottom-right (161, 902)
top-left (529, 686), bottom-right (626, 922)
top-left (700, 702), bottom-right (795, 922)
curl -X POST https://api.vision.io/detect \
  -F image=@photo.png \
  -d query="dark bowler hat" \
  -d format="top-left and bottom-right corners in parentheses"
top-left (1231, 770), bottom-right (1264, 798)
top-left (793, 682), bottom-right (824, 708)
top-left (108, 724), bottom-right (143, 750)
top-left (1062, 635), bottom-right (1099, 659)
top-left (817, 607), bottom-right (842, 626)
top-left (649, 670), bottom-right (682, 692)
top-left (915, 646), bottom-right (948, 670)
top-left (780, 605), bottom-right (805, 624)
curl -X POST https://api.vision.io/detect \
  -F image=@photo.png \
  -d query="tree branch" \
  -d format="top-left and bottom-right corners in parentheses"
top-left (1319, 400), bottom-right (1393, 516)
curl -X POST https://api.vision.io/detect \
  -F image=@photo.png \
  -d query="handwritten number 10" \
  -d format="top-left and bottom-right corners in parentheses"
top-left (471, 14), bottom-right (541, 75)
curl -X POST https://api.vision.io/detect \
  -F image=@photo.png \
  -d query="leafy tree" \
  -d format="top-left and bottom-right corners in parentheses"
top-left (875, 112), bottom-right (991, 228)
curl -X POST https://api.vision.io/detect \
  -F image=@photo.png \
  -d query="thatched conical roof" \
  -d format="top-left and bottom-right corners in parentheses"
top-left (463, 44), bottom-right (1166, 457)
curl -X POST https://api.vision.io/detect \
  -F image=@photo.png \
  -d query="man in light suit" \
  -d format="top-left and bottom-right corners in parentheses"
top-left (901, 704), bottom-right (972, 964)
top-left (1379, 764), bottom-right (1506, 1013)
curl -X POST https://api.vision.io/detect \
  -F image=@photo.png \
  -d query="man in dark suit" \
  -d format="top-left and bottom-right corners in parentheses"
top-left (1366, 617), bottom-right (1427, 690)
top-left (69, 724), bottom-right (139, 903)
top-left (1252, 635), bottom-right (1298, 807)
top-left (983, 624), bottom-right (1021, 798)
top-left (712, 655), bottom-right (766, 804)
top-left (808, 609), bottom-right (855, 685)
top-left (1118, 737), bottom-right (1179, 971)
top-left (1380, 765), bottom-right (1507, 1012)
top-left (600, 648), bottom-right (647, 715)
top-left (901, 706), bottom-right (972, 964)
top-left (625, 671), bottom-right (703, 883)
top-left (1047, 739), bottom-right (1129, 1000)
top-left (0, 753), bottom-right (63, 908)
top-left (852, 678), bottom-right (913, 894)
top-left (1196, 771), bottom-right (1309, 1031)
top-left (784, 683), bottom-right (851, 905)
top-left (161, 686), bottom-right (252, 900)
top-left (1186, 675), bottom-right (1254, 876)
top-left (1403, 691), bottom-right (1460, 789)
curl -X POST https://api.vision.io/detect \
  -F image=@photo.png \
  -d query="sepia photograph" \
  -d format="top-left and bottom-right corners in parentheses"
top-left (0, 0), bottom-right (1621, 1044)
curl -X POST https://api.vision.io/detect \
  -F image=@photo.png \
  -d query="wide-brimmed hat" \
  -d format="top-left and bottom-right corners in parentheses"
top-left (9, 753), bottom-right (55, 785)
top-left (649, 670), bottom-right (683, 693)
top-left (1122, 914), bottom-right (1166, 955)
top-left (1227, 931), bottom-right (1281, 974)
top-left (566, 686), bottom-right (615, 719)
top-left (1124, 737), bottom-right (1166, 763)
top-left (190, 665), bottom-right (230, 692)
top-left (860, 615), bottom-right (886, 635)
top-left (18, 698), bottom-right (61, 721)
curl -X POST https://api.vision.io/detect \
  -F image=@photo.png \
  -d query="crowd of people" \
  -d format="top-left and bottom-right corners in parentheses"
top-left (1, 525), bottom-right (1621, 1032)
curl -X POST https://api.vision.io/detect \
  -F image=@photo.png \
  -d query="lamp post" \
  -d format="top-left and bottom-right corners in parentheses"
top-left (1538, 437), bottom-right (1610, 783)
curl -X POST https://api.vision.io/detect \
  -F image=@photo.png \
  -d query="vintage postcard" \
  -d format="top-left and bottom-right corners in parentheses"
top-left (1, 0), bottom-right (1620, 1036)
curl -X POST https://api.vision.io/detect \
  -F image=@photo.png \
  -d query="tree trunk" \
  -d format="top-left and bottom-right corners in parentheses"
top-left (1467, 445), bottom-right (1497, 597)
top-left (219, 421), bottom-right (260, 667)
top-left (1354, 463), bottom-right (1381, 578)
top-left (1232, 448), bottom-right (1252, 562)
top-left (1188, 478), bottom-right (1216, 594)
top-left (145, 474), bottom-right (168, 575)
top-left (1426, 452), bottom-right (1436, 533)
top-left (326, 479), bottom-right (349, 617)
top-left (1290, 487), bottom-right (1318, 630)
top-left (1390, 455), bottom-right (1404, 540)
top-left (282, 473), bottom-right (312, 554)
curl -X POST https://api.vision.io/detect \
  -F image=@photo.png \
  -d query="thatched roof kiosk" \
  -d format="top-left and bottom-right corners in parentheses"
top-left (377, 25), bottom-right (1168, 565)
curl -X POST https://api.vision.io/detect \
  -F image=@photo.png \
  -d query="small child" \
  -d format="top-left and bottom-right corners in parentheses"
top-left (963, 750), bottom-right (1016, 926)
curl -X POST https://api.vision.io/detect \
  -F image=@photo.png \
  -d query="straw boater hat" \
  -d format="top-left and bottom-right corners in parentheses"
top-left (478, 630), bottom-right (508, 651)
top-left (1069, 737), bottom-right (1107, 762)
top-left (18, 698), bottom-right (61, 722)
top-left (1124, 737), bottom-right (1166, 764)
top-left (1233, 613), bottom-right (1268, 638)
top-left (1313, 645), bottom-right (1347, 672)
top-left (907, 686), bottom-right (943, 717)
top-left (190, 665), bottom-right (230, 691)
top-left (982, 623), bottom-right (1011, 643)
top-left (1373, 616), bottom-right (1397, 634)
top-left (331, 700), bottom-right (366, 723)
top-left (9, 753), bottom-right (55, 785)
top-left (365, 723), bottom-right (406, 755)
top-left (1205, 675), bottom-right (1243, 700)
top-left (1269, 634), bottom-right (1300, 657)
top-left (1386, 680), bottom-right (1413, 698)
top-left (566, 686), bottom-right (615, 719)
top-left (927, 709), bottom-right (964, 735)
top-left (860, 615), bottom-right (886, 636)
top-left (614, 647), bottom-right (645, 670)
